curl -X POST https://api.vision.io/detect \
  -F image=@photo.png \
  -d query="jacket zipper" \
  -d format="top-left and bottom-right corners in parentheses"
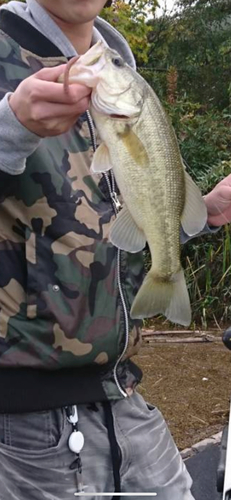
top-left (86, 110), bottom-right (129, 398)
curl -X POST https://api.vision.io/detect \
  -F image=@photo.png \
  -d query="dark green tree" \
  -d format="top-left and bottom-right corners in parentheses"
top-left (147, 0), bottom-right (231, 109)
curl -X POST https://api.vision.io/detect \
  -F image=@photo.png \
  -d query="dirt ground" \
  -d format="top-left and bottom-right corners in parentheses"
top-left (134, 328), bottom-right (231, 450)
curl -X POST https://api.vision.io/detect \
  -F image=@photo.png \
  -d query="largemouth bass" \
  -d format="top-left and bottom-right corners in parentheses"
top-left (59, 41), bottom-right (207, 326)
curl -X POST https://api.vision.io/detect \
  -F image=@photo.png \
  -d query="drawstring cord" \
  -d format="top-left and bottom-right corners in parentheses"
top-left (102, 401), bottom-right (121, 499)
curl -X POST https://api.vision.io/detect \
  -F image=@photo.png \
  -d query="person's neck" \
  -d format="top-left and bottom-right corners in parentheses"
top-left (47, 13), bottom-right (93, 54)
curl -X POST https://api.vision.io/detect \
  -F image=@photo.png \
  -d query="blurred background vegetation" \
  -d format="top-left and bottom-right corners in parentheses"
top-left (102, 0), bottom-right (231, 327)
top-left (1, 0), bottom-right (231, 327)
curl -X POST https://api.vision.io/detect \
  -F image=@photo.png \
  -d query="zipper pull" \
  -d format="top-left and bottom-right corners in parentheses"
top-left (111, 191), bottom-right (122, 211)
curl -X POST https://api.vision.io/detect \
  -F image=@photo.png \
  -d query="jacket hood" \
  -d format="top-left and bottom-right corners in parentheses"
top-left (0, 0), bottom-right (136, 69)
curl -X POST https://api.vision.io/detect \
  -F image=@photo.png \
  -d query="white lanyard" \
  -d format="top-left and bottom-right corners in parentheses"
top-left (66, 405), bottom-right (85, 493)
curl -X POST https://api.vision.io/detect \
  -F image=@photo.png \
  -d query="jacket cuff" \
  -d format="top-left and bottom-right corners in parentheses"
top-left (0, 92), bottom-right (41, 175)
top-left (181, 222), bottom-right (220, 244)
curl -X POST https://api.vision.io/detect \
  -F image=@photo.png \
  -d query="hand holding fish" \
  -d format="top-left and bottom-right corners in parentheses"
top-left (9, 64), bottom-right (91, 137)
top-left (204, 174), bottom-right (231, 226)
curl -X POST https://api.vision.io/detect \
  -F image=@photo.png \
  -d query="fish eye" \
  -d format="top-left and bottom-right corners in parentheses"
top-left (112, 57), bottom-right (124, 68)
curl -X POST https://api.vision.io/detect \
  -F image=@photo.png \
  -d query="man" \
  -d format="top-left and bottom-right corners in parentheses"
top-left (0, 1), bottom-right (230, 499)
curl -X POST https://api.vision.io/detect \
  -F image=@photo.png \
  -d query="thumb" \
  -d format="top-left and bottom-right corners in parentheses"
top-left (205, 185), bottom-right (231, 217)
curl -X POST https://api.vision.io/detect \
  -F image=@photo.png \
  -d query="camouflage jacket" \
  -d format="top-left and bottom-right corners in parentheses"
top-left (0, 10), bottom-right (144, 412)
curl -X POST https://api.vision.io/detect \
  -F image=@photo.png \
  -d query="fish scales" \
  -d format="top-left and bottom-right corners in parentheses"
top-left (60, 41), bottom-right (207, 326)
top-left (105, 92), bottom-right (185, 279)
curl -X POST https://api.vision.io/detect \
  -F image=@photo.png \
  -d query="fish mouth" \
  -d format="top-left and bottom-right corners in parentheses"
top-left (110, 114), bottom-right (129, 119)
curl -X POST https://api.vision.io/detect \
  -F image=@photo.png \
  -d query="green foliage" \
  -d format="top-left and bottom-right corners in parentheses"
top-left (165, 100), bottom-right (231, 188)
top-left (147, 0), bottom-right (231, 109)
top-left (101, 1), bottom-right (156, 64)
top-left (181, 224), bottom-right (231, 328)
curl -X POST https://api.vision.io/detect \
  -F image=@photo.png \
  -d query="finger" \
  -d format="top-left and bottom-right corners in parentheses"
top-left (217, 174), bottom-right (231, 188)
top-left (33, 96), bottom-right (90, 120)
top-left (223, 206), bottom-right (231, 223)
top-left (209, 188), bottom-right (231, 216)
top-left (31, 79), bottom-right (91, 104)
top-left (208, 207), bottom-right (231, 226)
top-left (217, 185), bottom-right (231, 203)
top-left (205, 185), bottom-right (231, 216)
top-left (35, 64), bottom-right (68, 82)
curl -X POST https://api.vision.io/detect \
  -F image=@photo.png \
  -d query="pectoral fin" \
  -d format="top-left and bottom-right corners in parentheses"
top-left (90, 143), bottom-right (112, 174)
top-left (181, 171), bottom-right (207, 236)
top-left (109, 205), bottom-right (146, 252)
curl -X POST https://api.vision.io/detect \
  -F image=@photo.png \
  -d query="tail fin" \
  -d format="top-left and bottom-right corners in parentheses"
top-left (130, 269), bottom-right (191, 327)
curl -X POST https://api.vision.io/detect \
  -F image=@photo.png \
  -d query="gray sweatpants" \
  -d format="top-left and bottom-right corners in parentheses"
top-left (0, 392), bottom-right (194, 500)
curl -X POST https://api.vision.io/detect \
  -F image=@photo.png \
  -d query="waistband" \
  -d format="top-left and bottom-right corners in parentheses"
top-left (0, 366), bottom-right (108, 413)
